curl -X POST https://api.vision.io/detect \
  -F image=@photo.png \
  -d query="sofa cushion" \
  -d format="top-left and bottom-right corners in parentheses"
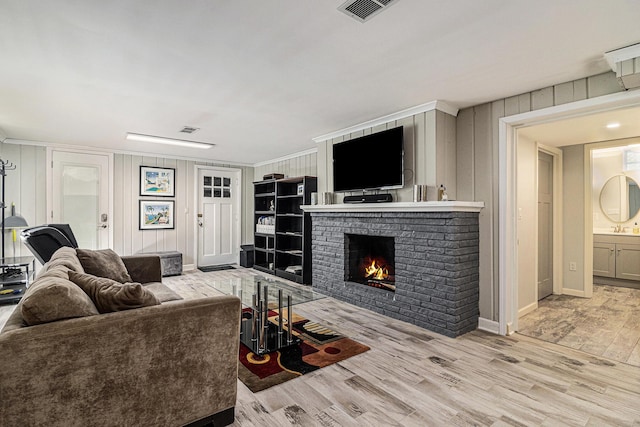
top-left (21, 276), bottom-right (99, 326)
top-left (76, 249), bottom-right (133, 283)
top-left (143, 282), bottom-right (184, 303)
top-left (49, 247), bottom-right (85, 272)
top-left (68, 271), bottom-right (160, 313)
top-left (37, 247), bottom-right (84, 279)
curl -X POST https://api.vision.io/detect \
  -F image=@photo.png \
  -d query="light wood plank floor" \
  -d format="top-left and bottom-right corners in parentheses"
top-left (519, 284), bottom-right (640, 368)
top-left (2, 268), bottom-right (639, 426)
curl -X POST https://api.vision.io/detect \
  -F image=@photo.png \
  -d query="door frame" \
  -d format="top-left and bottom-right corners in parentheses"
top-left (515, 143), bottom-right (563, 319)
top-left (46, 147), bottom-right (114, 249)
top-left (192, 165), bottom-right (242, 267)
top-left (499, 89), bottom-right (640, 336)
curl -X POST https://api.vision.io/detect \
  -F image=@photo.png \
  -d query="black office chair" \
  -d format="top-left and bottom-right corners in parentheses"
top-left (46, 223), bottom-right (79, 248)
top-left (20, 225), bottom-right (77, 265)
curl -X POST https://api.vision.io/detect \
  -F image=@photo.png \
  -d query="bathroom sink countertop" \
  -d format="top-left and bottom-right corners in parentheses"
top-left (593, 228), bottom-right (640, 236)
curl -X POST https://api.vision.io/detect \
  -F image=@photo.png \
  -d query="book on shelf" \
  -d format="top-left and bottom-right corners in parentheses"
top-left (284, 265), bottom-right (303, 274)
top-left (284, 250), bottom-right (303, 255)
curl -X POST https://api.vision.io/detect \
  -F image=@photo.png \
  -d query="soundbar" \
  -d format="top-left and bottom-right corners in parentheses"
top-left (343, 194), bottom-right (393, 204)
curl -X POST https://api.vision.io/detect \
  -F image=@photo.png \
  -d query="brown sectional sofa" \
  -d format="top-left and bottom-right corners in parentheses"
top-left (0, 247), bottom-right (241, 427)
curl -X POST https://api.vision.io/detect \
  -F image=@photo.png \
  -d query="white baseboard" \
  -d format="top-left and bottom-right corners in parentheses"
top-left (183, 264), bottom-right (196, 272)
top-left (477, 317), bottom-right (500, 335)
top-left (518, 301), bottom-right (538, 318)
top-left (561, 288), bottom-right (585, 297)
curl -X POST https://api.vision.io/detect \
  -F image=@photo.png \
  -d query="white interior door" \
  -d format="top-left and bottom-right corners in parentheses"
top-left (49, 150), bottom-right (111, 249)
top-left (197, 167), bottom-right (241, 267)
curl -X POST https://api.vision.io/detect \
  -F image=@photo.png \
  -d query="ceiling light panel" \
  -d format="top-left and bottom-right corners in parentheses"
top-left (126, 133), bottom-right (214, 149)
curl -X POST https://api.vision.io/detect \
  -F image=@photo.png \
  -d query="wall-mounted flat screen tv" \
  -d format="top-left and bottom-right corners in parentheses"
top-left (332, 126), bottom-right (404, 192)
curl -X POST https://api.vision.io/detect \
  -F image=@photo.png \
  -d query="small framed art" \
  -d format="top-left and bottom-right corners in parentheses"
top-left (140, 200), bottom-right (175, 230)
top-left (140, 166), bottom-right (175, 197)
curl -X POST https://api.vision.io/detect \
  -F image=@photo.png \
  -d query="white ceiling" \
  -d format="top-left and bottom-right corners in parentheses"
top-left (1, 1), bottom-right (640, 164)
top-left (519, 106), bottom-right (640, 147)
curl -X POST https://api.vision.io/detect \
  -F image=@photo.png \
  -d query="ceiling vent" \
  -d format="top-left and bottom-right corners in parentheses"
top-left (338, 0), bottom-right (398, 23)
top-left (180, 126), bottom-right (200, 134)
top-left (605, 43), bottom-right (640, 90)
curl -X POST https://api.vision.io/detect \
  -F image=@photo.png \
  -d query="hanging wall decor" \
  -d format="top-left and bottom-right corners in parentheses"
top-left (139, 200), bottom-right (175, 230)
top-left (140, 166), bottom-right (175, 197)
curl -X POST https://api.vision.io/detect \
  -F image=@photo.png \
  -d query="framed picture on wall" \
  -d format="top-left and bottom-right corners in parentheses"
top-left (140, 166), bottom-right (175, 197)
top-left (139, 200), bottom-right (175, 230)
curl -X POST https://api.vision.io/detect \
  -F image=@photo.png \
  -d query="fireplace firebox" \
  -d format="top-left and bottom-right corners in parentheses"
top-left (345, 234), bottom-right (395, 291)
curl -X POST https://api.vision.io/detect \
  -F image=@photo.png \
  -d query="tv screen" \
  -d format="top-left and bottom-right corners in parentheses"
top-left (332, 126), bottom-right (404, 192)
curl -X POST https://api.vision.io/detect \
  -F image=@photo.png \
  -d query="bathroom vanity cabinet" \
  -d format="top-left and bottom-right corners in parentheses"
top-left (593, 234), bottom-right (640, 283)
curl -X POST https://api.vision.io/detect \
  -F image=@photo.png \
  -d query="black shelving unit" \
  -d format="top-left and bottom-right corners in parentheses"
top-left (252, 176), bottom-right (317, 284)
top-left (274, 176), bottom-right (316, 284)
top-left (253, 180), bottom-right (276, 275)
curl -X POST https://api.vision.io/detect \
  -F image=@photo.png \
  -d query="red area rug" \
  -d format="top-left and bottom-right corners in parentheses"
top-left (237, 310), bottom-right (370, 392)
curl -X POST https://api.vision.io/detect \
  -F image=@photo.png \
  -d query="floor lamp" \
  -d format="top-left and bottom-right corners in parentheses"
top-left (0, 159), bottom-right (28, 285)
top-left (3, 203), bottom-right (29, 258)
top-left (0, 158), bottom-right (17, 260)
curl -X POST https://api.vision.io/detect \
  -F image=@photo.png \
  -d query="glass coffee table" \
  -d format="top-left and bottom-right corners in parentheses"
top-left (208, 275), bottom-right (325, 355)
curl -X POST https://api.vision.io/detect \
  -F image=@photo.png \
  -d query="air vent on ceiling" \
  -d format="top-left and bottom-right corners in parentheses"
top-left (338, 0), bottom-right (398, 23)
top-left (180, 126), bottom-right (200, 134)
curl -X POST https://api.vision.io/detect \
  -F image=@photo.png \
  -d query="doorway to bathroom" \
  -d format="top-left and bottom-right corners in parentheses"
top-left (508, 101), bottom-right (640, 367)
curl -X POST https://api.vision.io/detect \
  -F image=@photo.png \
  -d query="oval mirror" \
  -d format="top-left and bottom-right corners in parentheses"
top-left (599, 174), bottom-right (640, 223)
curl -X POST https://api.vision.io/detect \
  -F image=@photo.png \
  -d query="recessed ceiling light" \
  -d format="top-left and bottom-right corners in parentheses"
top-left (606, 122), bottom-right (621, 129)
top-left (126, 133), bottom-right (214, 149)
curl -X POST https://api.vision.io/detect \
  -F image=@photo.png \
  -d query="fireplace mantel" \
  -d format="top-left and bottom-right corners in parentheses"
top-left (302, 201), bottom-right (484, 213)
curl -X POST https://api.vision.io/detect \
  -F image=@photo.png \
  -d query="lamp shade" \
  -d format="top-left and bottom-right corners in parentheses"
top-left (2, 215), bottom-right (28, 228)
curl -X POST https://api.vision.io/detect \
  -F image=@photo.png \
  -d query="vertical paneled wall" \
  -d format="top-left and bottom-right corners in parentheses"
top-left (456, 71), bottom-right (624, 322)
top-left (317, 110), bottom-right (457, 203)
top-left (0, 143), bottom-right (47, 257)
top-left (0, 144), bottom-right (254, 269)
top-left (112, 154), bottom-right (253, 267)
top-left (253, 151), bottom-right (318, 181)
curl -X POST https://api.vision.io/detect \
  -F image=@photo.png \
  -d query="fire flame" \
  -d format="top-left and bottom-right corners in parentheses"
top-left (364, 259), bottom-right (389, 281)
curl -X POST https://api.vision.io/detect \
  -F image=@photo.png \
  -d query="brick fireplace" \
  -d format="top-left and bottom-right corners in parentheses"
top-left (304, 202), bottom-right (483, 338)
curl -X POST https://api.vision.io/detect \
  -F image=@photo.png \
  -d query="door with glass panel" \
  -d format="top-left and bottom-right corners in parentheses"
top-left (50, 150), bottom-right (111, 249)
top-left (197, 167), bottom-right (241, 267)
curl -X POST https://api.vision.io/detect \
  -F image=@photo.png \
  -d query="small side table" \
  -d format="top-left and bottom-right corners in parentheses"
top-left (0, 256), bottom-right (35, 305)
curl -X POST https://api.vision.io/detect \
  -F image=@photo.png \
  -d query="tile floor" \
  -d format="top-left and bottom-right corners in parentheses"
top-left (518, 284), bottom-right (640, 367)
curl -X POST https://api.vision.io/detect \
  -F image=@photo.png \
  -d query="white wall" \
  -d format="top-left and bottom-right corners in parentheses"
top-left (316, 109), bottom-right (457, 203)
top-left (561, 145), bottom-right (586, 293)
top-left (257, 72), bottom-right (623, 324)
top-left (0, 143), bottom-right (47, 258)
top-left (254, 110), bottom-right (457, 205)
top-left (0, 144), bottom-right (254, 268)
top-left (113, 154), bottom-right (254, 266)
top-left (456, 71), bottom-right (623, 322)
top-left (254, 151), bottom-right (317, 181)
top-left (2, 70), bottom-right (627, 318)
top-left (516, 135), bottom-right (537, 313)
